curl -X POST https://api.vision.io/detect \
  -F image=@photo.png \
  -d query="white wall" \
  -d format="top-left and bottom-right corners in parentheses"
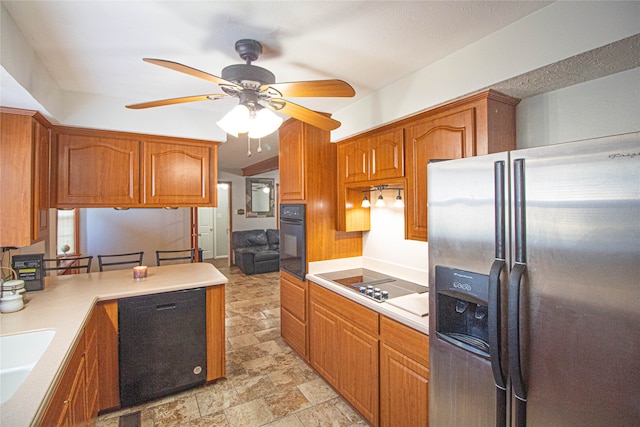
top-left (516, 68), bottom-right (640, 148)
top-left (219, 169), bottom-right (279, 232)
top-left (82, 208), bottom-right (191, 270)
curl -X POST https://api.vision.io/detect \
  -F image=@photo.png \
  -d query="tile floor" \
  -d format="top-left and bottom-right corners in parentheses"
top-left (96, 261), bottom-right (369, 427)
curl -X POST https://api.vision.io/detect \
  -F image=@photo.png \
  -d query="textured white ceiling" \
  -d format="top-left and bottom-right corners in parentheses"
top-left (0, 1), bottom-right (564, 171)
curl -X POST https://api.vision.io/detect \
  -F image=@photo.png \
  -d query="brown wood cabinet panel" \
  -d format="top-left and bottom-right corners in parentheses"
top-left (380, 343), bottom-right (429, 427)
top-left (96, 300), bottom-right (120, 412)
top-left (33, 118), bottom-right (51, 241)
top-left (206, 285), bottom-right (226, 382)
top-left (55, 132), bottom-right (140, 207)
top-left (280, 272), bottom-right (306, 321)
top-left (0, 109), bottom-right (51, 247)
top-left (380, 315), bottom-right (430, 427)
top-left (39, 332), bottom-right (86, 427)
top-left (84, 309), bottom-right (100, 423)
top-left (380, 315), bottom-right (429, 367)
top-left (281, 308), bottom-right (307, 358)
top-left (279, 120), bottom-right (306, 201)
top-left (405, 108), bottom-right (474, 241)
top-left (370, 128), bottom-right (404, 182)
top-left (340, 321), bottom-right (379, 425)
top-left (142, 141), bottom-right (216, 206)
top-left (310, 281), bottom-right (378, 335)
top-left (309, 282), bottom-right (380, 425)
top-left (309, 298), bottom-right (340, 388)
top-left (338, 137), bottom-right (369, 183)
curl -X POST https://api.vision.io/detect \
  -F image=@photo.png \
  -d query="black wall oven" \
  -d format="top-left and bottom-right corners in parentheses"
top-left (279, 204), bottom-right (306, 280)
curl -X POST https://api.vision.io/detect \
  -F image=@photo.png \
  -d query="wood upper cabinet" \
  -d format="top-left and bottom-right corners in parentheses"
top-left (55, 132), bottom-right (140, 207)
top-left (338, 137), bottom-right (369, 184)
top-left (380, 316), bottom-right (429, 427)
top-left (309, 283), bottom-right (380, 426)
top-left (54, 127), bottom-right (219, 208)
top-left (0, 109), bottom-right (51, 247)
top-left (338, 128), bottom-right (404, 184)
top-left (405, 90), bottom-right (518, 241)
top-left (405, 108), bottom-right (474, 241)
top-left (142, 141), bottom-right (216, 206)
top-left (279, 119), bottom-right (307, 202)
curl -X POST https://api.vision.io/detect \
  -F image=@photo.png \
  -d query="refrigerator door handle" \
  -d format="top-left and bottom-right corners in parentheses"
top-left (489, 160), bottom-right (507, 427)
top-left (509, 158), bottom-right (527, 427)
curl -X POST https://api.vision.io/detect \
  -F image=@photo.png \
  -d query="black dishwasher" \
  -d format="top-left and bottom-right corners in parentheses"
top-left (118, 287), bottom-right (207, 407)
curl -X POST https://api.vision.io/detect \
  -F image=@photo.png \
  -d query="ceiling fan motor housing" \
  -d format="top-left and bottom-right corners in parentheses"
top-left (221, 64), bottom-right (276, 87)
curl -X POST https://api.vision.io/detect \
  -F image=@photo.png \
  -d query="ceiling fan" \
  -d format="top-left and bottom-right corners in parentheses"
top-left (126, 39), bottom-right (356, 137)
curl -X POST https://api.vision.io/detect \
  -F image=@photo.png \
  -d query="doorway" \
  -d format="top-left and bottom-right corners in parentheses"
top-left (194, 181), bottom-right (232, 266)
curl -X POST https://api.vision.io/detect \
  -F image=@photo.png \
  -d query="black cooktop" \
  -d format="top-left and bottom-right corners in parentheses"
top-left (317, 268), bottom-right (427, 303)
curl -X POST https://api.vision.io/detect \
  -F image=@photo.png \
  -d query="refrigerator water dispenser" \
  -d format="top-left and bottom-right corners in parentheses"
top-left (435, 265), bottom-right (490, 358)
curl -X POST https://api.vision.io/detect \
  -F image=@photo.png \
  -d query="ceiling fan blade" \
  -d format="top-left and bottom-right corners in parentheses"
top-left (143, 58), bottom-right (241, 89)
top-left (266, 99), bottom-right (341, 131)
top-left (126, 94), bottom-right (226, 109)
top-left (261, 79), bottom-right (355, 98)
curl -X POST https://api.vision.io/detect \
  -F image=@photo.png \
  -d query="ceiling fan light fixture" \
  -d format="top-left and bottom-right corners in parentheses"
top-left (248, 107), bottom-right (283, 139)
top-left (216, 104), bottom-right (250, 137)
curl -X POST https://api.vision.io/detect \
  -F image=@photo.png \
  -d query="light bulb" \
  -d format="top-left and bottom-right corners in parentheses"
top-left (361, 195), bottom-right (371, 208)
top-left (248, 108), bottom-right (283, 139)
top-left (375, 190), bottom-right (385, 207)
top-left (216, 104), bottom-right (250, 137)
top-left (394, 190), bottom-right (404, 208)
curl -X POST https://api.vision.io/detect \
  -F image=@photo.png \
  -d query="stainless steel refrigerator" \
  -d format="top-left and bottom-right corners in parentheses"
top-left (427, 132), bottom-right (640, 426)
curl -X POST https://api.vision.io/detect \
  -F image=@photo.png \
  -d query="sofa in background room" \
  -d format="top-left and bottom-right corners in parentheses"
top-left (231, 229), bottom-right (279, 275)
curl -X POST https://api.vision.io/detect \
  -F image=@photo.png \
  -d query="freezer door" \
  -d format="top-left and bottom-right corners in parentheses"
top-left (510, 132), bottom-right (640, 426)
top-left (428, 151), bottom-right (510, 426)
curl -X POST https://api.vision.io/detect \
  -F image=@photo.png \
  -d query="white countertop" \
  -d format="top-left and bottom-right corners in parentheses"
top-left (306, 257), bottom-right (430, 335)
top-left (0, 263), bottom-right (227, 427)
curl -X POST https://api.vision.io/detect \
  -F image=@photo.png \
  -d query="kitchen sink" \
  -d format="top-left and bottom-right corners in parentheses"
top-left (0, 330), bottom-right (56, 404)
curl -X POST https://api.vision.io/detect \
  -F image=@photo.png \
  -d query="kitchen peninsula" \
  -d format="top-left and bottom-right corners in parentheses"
top-left (0, 263), bottom-right (227, 427)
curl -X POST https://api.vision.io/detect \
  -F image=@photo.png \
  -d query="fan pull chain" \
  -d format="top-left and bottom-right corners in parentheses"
top-left (247, 136), bottom-right (252, 157)
top-left (257, 138), bottom-right (263, 153)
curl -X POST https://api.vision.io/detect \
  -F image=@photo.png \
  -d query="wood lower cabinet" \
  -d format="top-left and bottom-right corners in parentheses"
top-left (39, 315), bottom-right (95, 426)
top-left (309, 282), bottom-right (379, 426)
top-left (0, 108), bottom-right (51, 247)
top-left (380, 315), bottom-right (430, 427)
top-left (54, 126), bottom-right (219, 208)
top-left (280, 271), bottom-right (308, 359)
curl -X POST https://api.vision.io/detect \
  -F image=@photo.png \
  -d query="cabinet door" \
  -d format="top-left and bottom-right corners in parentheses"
top-left (56, 133), bottom-right (140, 206)
top-left (309, 300), bottom-right (339, 388)
top-left (405, 108), bottom-right (475, 241)
top-left (143, 141), bottom-right (215, 206)
top-left (380, 343), bottom-right (429, 427)
top-left (339, 320), bottom-right (379, 425)
top-left (279, 120), bottom-right (306, 201)
top-left (338, 138), bottom-right (369, 183)
top-left (32, 118), bottom-right (50, 241)
top-left (280, 273), bottom-right (308, 358)
top-left (370, 128), bottom-right (404, 181)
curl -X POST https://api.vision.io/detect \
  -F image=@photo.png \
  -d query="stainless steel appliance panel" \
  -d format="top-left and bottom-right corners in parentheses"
top-left (428, 132), bottom-right (640, 426)
top-left (510, 134), bottom-right (640, 425)
top-left (428, 151), bottom-right (510, 426)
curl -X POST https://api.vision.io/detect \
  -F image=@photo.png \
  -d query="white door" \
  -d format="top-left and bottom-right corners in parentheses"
top-left (198, 207), bottom-right (215, 260)
top-left (215, 183), bottom-right (231, 262)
